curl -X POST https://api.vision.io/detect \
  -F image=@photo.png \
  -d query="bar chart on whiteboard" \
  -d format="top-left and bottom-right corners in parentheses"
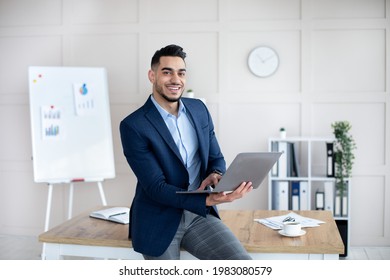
top-left (41, 106), bottom-right (62, 140)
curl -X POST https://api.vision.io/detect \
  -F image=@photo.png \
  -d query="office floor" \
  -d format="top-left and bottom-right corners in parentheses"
top-left (0, 234), bottom-right (389, 260)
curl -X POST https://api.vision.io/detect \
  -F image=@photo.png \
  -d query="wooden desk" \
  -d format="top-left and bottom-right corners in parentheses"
top-left (222, 210), bottom-right (344, 259)
top-left (39, 209), bottom-right (344, 260)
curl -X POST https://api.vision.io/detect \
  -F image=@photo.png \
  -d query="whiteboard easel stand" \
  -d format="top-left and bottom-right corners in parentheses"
top-left (41, 179), bottom-right (107, 260)
top-left (67, 181), bottom-right (107, 220)
top-left (43, 179), bottom-right (107, 232)
top-left (41, 179), bottom-right (107, 259)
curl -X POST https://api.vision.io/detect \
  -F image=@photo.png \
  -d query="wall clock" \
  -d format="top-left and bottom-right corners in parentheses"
top-left (247, 46), bottom-right (279, 77)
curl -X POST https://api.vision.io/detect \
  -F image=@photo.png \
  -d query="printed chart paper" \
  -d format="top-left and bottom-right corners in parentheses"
top-left (73, 83), bottom-right (96, 116)
top-left (41, 106), bottom-right (62, 140)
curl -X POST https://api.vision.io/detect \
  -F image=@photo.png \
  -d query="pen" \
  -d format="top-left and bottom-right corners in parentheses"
top-left (109, 212), bottom-right (127, 217)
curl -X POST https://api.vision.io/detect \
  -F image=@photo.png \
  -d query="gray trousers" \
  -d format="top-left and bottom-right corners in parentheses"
top-left (143, 210), bottom-right (252, 260)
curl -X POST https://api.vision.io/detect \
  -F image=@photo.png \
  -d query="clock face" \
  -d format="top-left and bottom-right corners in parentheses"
top-left (248, 46), bottom-right (279, 77)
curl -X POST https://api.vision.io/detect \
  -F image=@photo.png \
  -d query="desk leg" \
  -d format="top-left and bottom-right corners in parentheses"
top-left (42, 243), bottom-right (64, 260)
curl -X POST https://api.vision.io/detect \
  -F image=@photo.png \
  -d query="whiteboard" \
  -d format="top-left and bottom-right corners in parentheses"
top-left (28, 66), bottom-right (115, 183)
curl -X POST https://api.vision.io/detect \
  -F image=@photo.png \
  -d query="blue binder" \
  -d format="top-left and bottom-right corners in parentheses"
top-left (291, 181), bottom-right (300, 210)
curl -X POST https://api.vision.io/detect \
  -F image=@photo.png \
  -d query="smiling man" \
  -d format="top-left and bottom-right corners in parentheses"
top-left (119, 44), bottom-right (253, 260)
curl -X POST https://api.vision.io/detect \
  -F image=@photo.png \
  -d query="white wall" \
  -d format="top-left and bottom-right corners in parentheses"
top-left (0, 0), bottom-right (388, 246)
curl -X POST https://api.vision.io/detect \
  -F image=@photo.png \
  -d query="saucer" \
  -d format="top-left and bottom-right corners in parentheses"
top-left (278, 229), bottom-right (306, 237)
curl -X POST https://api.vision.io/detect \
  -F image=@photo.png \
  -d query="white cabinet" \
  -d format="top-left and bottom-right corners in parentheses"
top-left (268, 137), bottom-right (350, 257)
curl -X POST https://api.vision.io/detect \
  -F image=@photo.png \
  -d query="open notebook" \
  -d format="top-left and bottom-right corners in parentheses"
top-left (89, 207), bottom-right (130, 224)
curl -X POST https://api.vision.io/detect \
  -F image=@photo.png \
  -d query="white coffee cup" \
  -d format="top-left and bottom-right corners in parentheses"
top-left (283, 222), bottom-right (301, 235)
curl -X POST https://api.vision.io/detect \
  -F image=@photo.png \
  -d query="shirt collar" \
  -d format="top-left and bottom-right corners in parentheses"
top-left (151, 94), bottom-right (186, 120)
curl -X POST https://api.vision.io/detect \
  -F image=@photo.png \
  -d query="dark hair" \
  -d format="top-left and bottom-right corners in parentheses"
top-left (151, 44), bottom-right (186, 69)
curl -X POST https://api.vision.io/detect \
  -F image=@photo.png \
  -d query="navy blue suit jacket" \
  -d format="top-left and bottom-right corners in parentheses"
top-left (119, 96), bottom-right (226, 257)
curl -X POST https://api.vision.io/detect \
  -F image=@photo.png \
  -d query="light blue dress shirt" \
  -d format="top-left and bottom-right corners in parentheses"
top-left (151, 95), bottom-right (201, 190)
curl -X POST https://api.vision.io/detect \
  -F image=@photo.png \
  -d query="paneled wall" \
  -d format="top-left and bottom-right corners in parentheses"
top-left (0, 0), bottom-right (388, 246)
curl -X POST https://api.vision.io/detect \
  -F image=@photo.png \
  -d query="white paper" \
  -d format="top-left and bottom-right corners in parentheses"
top-left (41, 106), bottom-right (62, 140)
top-left (254, 212), bottom-right (325, 230)
top-left (73, 83), bottom-right (96, 116)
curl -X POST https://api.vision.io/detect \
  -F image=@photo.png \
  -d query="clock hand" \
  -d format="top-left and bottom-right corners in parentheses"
top-left (263, 54), bottom-right (275, 62)
top-left (256, 54), bottom-right (264, 63)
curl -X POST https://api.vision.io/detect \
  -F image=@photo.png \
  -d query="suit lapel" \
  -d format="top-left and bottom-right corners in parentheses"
top-left (143, 97), bottom-right (184, 165)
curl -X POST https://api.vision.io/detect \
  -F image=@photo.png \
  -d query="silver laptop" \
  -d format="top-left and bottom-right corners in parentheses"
top-left (176, 152), bottom-right (282, 194)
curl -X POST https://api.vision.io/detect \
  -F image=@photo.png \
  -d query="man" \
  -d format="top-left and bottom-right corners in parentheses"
top-left (120, 44), bottom-right (253, 260)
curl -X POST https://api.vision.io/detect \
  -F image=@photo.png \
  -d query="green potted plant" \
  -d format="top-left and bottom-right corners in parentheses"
top-left (279, 127), bottom-right (286, 139)
top-left (331, 121), bottom-right (356, 195)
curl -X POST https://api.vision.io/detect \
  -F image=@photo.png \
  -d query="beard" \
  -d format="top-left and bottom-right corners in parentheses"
top-left (155, 82), bottom-right (184, 103)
